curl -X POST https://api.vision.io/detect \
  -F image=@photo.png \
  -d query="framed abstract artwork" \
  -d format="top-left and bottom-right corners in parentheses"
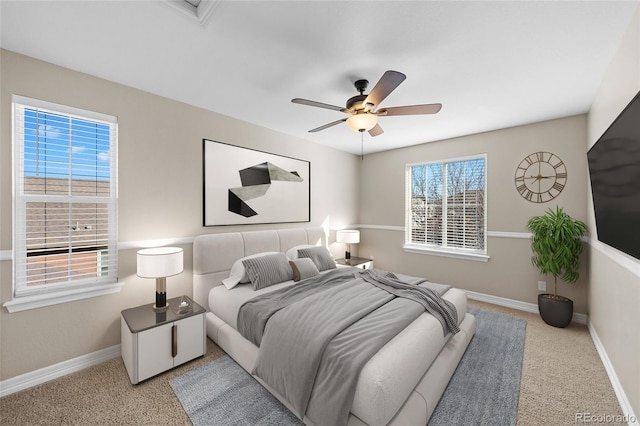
top-left (203, 140), bottom-right (311, 226)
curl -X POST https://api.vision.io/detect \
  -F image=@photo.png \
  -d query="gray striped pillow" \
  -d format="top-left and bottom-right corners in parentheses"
top-left (242, 253), bottom-right (293, 290)
top-left (297, 246), bottom-right (336, 271)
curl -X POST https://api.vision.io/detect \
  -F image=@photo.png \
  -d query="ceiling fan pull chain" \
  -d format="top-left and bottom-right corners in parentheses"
top-left (361, 130), bottom-right (364, 161)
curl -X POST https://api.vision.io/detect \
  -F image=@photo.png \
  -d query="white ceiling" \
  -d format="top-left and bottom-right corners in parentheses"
top-left (1, 1), bottom-right (638, 155)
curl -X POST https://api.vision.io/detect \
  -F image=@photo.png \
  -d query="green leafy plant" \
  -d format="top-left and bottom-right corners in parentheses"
top-left (526, 206), bottom-right (588, 298)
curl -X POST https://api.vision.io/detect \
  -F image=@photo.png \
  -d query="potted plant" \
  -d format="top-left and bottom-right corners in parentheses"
top-left (526, 206), bottom-right (588, 328)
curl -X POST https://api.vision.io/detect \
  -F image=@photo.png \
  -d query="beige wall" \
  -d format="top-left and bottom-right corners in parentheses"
top-left (587, 5), bottom-right (640, 418)
top-left (0, 49), bottom-right (360, 380)
top-left (359, 115), bottom-right (589, 311)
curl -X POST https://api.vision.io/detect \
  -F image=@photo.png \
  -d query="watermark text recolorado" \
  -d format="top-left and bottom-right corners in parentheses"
top-left (575, 412), bottom-right (637, 424)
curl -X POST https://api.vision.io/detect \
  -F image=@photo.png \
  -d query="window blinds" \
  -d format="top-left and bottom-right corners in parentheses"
top-left (13, 96), bottom-right (118, 295)
top-left (407, 156), bottom-right (486, 252)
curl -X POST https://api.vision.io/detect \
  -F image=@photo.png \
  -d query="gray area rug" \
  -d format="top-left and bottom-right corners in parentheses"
top-left (170, 307), bottom-right (526, 426)
top-left (169, 355), bottom-right (303, 426)
top-left (429, 307), bottom-right (526, 426)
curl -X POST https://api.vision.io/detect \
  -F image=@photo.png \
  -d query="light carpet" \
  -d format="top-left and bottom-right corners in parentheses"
top-left (171, 307), bottom-right (526, 426)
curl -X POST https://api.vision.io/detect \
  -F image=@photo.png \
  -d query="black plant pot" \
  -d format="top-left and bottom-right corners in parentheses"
top-left (538, 294), bottom-right (573, 328)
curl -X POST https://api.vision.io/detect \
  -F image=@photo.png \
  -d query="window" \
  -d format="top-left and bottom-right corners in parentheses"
top-left (8, 96), bottom-right (119, 310)
top-left (405, 155), bottom-right (488, 261)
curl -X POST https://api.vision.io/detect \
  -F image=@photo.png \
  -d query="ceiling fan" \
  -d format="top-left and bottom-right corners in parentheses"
top-left (291, 70), bottom-right (442, 137)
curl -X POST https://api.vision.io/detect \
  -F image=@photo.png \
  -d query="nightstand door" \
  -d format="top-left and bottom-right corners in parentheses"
top-left (137, 323), bottom-right (174, 382)
top-left (173, 314), bottom-right (205, 366)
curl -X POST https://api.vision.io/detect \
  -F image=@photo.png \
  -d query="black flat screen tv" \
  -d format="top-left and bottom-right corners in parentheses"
top-left (587, 90), bottom-right (640, 261)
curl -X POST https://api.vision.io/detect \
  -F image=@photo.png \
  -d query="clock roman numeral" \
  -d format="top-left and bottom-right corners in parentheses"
top-left (516, 184), bottom-right (536, 201)
top-left (536, 152), bottom-right (544, 162)
top-left (556, 172), bottom-right (567, 179)
top-left (552, 182), bottom-right (565, 192)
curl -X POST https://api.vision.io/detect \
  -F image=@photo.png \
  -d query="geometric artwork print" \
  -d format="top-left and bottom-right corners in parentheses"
top-left (203, 140), bottom-right (310, 226)
top-left (228, 162), bottom-right (304, 217)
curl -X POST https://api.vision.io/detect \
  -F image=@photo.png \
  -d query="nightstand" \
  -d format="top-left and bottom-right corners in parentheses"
top-left (121, 296), bottom-right (206, 384)
top-left (335, 257), bottom-right (374, 270)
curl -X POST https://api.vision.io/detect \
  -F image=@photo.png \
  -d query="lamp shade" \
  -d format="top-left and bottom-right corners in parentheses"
top-left (336, 230), bottom-right (360, 244)
top-left (346, 113), bottom-right (377, 132)
top-left (137, 247), bottom-right (183, 278)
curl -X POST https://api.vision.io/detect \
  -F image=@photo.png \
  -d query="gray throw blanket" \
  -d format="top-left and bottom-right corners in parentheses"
top-left (237, 268), bottom-right (459, 426)
top-left (359, 269), bottom-right (459, 336)
top-left (237, 268), bottom-right (358, 347)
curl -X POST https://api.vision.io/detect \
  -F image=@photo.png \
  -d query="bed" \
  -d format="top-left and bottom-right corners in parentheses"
top-left (193, 227), bottom-right (476, 425)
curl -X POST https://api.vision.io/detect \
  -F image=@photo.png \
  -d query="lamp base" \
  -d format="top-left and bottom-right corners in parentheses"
top-left (345, 250), bottom-right (351, 260)
top-left (153, 291), bottom-right (168, 312)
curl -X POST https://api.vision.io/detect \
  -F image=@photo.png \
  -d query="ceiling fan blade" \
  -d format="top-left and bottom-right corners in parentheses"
top-left (368, 123), bottom-right (384, 137)
top-left (292, 98), bottom-right (348, 113)
top-left (309, 118), bottom-right (348, 133)
top-left (363, 70), bottom-right (406, 108)
top-left (377, 103), bottom-right (442, 116)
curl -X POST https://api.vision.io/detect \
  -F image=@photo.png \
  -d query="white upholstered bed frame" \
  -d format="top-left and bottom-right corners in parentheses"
top-left (193, 227), bottom-right (476, 425)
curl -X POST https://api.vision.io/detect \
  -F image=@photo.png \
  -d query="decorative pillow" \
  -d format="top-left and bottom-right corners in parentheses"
top-left (242, 252), bottom-right (293, 291)
top-left (289, 258), bottom-right (320, 282)
top-left (286, 244), bottom-right (316, 260)
top-left (297, 246), bottom-right (336, 271)
top-left (222, 251), bottom-right (279, 290)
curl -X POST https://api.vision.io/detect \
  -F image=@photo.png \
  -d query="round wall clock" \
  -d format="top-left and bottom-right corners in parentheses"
top-left (514, 151), bottom-right (567, 203)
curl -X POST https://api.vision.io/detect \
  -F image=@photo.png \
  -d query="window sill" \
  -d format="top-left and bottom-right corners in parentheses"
top-left (403, 243), bottom-right (490, 262)
top-left (3, 282), bottom-right (124, 313)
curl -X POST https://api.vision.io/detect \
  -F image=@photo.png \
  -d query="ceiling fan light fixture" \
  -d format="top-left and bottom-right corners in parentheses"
top-left (346, 113), bottom-right (377, 132)
top-left (292, 70), bottom-right (441, 136)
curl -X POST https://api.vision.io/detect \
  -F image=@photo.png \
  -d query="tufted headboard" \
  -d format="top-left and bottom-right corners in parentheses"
top-left (192, 227), bottom-right (326, 309)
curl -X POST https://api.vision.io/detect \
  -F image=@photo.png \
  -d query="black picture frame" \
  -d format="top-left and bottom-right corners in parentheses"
top-left (203, 140), bottom-right (311, 226)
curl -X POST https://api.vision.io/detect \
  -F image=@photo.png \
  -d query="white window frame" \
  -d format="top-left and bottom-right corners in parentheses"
top-left (4, 95), bottom-right (121, 313)
top-left (404, 154), bottom-right (489, 262)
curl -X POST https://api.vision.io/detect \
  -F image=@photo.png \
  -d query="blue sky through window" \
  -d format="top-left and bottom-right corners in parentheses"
top-left (23, 108), bottom-right (111, 181)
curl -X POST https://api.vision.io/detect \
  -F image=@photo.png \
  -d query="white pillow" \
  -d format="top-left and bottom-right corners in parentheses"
top-left (286, 244), bottom-right (316, 260)
top-left (222, 251), bottom-right (279, 290)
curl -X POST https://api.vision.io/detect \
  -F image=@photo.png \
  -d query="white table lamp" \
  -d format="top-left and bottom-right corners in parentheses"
top-left (137, 247), bottom-right (183, 311)
top-left (336, 230), bottom-right (360, 261)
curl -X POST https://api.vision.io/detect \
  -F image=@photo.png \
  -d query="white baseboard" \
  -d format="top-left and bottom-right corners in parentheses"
top-left (467, 290), bottom-right (636, 425)
top-left (465, 290), bottom-right (588, 325)
top-left (588, 321), bottom-right (638, 425)
top-left (0, 344), bottom-right (121, 398)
